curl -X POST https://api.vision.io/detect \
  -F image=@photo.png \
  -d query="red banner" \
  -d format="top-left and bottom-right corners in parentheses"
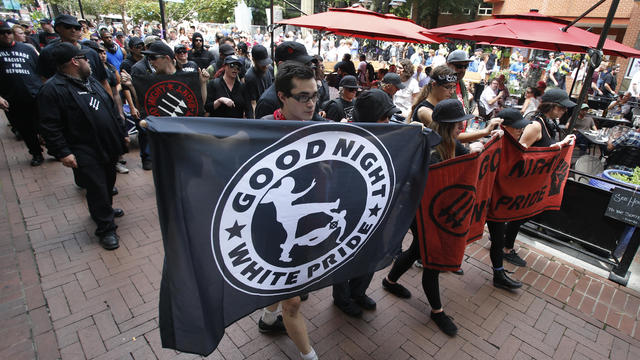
top-left (416, 136), bottom-right (502, 271)
top-left (487, 133), bottom-right (574, 222)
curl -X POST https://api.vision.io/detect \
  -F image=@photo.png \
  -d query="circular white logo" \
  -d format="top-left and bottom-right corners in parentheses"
top-left (211, 123), bottom-right (395, 295)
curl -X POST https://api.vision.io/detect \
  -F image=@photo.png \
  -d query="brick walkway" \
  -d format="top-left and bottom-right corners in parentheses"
top-left (1, 116), bottom-right (640, 360)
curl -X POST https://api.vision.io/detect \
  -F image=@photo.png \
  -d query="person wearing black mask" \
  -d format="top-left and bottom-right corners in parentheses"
top-left (187, 32), bottom-right (215, 69)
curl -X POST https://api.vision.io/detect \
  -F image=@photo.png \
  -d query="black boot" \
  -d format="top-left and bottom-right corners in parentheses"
top-left (493, 269), bottom-right (522, 290)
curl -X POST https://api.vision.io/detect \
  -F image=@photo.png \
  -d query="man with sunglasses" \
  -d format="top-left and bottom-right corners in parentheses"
top-left (446, 50), bottom-right (473, 114)
top-left (37, 18), bottom-right (58, 48)
top-left (188, 32), bottom-right (215, 70)
top-left (257, 61), bottom-right (319, 360)
top-left (120, 37), bottom-right (145, 75)
top-left (174, 44), bottom-right (198, 72)
top-left (0, 19), bottom-right (45, 166)
top-left (38, 42), bottom-right (129, 251)
top-left (37, 15), bottom-right (110, 97)
top-left (323, 75), bottom-right (358, 122)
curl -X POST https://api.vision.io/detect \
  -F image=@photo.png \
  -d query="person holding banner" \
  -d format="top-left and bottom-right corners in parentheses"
top-left (382, 99), bottom-right (486, 337)
top-left (501, 89), bottom-right (576, 266)
top-left (257, 61), bottom-right (318, 360)
top-left (409, 65), bottom-right (457, 126)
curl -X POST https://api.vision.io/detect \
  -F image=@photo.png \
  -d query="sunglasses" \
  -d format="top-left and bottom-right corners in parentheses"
top-left (194, 39), bottom-right (203, 42)
top-left (62, 24), bottom-right (82, 31)
top-left (454, 63), bottom-right (469, 70)
top-left (73, 55), bottom-right (87, 61)
top-left (227, 63), bottom-right (241, 70)
top-left (175, 50), bottom-right (187, 54)
top-left (344, 87), bottom-right (357, 92)
top-left (0, 30), bottom-right (12, 35)
top-left (289, 92), bottom-right (319, 103)
top-left (134, 44), bottom-right (144, 49)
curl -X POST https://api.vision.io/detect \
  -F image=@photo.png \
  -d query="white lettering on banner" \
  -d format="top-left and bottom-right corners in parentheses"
top-left (211, 123), bottom-right (396, 295)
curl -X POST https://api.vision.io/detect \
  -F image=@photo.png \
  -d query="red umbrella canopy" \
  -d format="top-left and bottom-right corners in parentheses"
top-left (277, 4), bottom-right (445, 44)
top-left (426, 11), bottom-right (640, 58)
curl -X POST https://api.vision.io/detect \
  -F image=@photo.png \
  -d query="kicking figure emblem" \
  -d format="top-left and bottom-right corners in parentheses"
top-left (261, 177), bottom-right (347, 262)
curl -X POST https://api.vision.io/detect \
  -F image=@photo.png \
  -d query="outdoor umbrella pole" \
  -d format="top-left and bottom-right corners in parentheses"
top-left (566, 0), bottom-right (620, 135)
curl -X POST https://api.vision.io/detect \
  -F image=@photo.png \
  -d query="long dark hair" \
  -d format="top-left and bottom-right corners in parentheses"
top-left (429, 121), bottom-right (457, 161)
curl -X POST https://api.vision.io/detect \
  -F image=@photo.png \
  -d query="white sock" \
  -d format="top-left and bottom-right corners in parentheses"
top-left (301, 347), bottom-right (317, 360)
top-left (261, 308), bottom-right (278, 325)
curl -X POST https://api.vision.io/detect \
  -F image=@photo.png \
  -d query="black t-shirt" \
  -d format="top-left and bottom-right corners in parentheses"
top-left (205, 77), bottom-right (252, 118)
top-left (180, 60), bottom-right (199, 73)
top-left (37, 41), bottom-right (107, 82)
top-left (0, 41), bottom-right (42, 104)
top-left (38, 31), bottom-right (59, 47)
top-left (325, 98), bottom-right (354, 122)
top-left (411, 100), bottom-right (435, 123)
top-left (244, 65), bottom-right (274, 102)
top-left (429, 140), bottom-right (468, 164)
top-left (600, 72), bottom-right (617, 97)
top-left (188, 48), bottom-right (215, 69)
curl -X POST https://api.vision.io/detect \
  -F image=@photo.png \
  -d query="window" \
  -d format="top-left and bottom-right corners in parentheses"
top-left (440, 9), bottom-right (452, 15)
top-left (441, 8), bottom-right (471, 15)
top-left (463, 8), bottom-right (471, 15)
top-left (478, 3), bottom-right (493, 16)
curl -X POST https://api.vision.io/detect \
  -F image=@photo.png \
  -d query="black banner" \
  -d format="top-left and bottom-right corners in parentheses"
top-left (147, 117), bottom-right (435, 355)
top-left (133, 72), bottom-right (203, 117)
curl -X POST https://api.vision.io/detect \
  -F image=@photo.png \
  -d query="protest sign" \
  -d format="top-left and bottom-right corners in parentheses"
top-left (133, 71), bottom-right (203, 118)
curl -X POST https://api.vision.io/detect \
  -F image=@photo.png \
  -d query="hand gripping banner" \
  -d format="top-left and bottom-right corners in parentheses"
top-left (488, 132), bottom-right (574, 222)
top-left (417, 135), bottom-right (502, 271)
top-left (146, 117), bottom-right (436, 355)
top-left (133, 71), bottom-right (203, 118)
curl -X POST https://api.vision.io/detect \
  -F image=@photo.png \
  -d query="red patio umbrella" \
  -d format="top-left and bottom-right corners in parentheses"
top-left (277, 4), bottom-right (445, 44)
top-left (426, 11), bottom-right (640, 58)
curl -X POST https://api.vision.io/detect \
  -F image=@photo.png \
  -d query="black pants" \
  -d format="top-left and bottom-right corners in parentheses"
top-left (505, 218), bottom-right (528, 250)
top-left (332, 272), bottom-right (374, 305)
top-left (487, 221), bottom-right (506, 269)
top-left (387, 219), bottom-right (442, 310)
top-left (6, 101), bottom-right (42, 157)
top-left (137, 123), bottom-right (151, 161)
top-left (73, 161), bottom-right (118, 236)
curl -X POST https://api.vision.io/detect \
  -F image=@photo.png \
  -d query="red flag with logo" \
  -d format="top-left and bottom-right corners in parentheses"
top-left (488, 132), bottom-right (573, 222)
top-left (416, 136), bottom-right (502, 271)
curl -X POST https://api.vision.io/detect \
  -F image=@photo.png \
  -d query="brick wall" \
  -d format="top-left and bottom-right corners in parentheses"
top-left (490, 0), bottom-right (634, 18)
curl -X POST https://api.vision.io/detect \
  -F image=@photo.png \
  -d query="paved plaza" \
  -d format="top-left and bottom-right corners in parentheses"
top-left (1, 116), bottom-right (640, 360)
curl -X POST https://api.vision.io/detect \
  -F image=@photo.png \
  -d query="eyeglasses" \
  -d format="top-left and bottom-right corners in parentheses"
top-left (73, 55), bottom-right (87, 61)
top-left (62, 24), bottom-right (81, 31)
top-left (194, 39), bottom-right (203, 42)
top-left (289, 91), bottom-right (319, 103)
top-left (454, 63), bottom-right (469, 70)
top-left (175, 50), bottom-right (187, 54)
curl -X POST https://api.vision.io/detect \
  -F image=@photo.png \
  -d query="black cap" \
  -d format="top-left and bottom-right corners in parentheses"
top-left (51, 42), bottom-right (91, 66)
top-left (541, 88), bottom-right (576, 108)
top-left (275, 41), bottom-right (313, 64)
top-left (219, 43), bottom-right (235, 56)
top-left (237, 41), bottom-right (247, 53)
top-left (54, 14), bottom-right (81, 28)
top-left (174, 44), bottom-right (187, 53)
top-left (128, 36), bottom-right (144, 48)
top-left (339, 75), bottom-right (359, 89)
top-left (115, 31), bottom-right (124, 37)
top-left (497, 108), bottom-right (530, 129)
top-left (142, 41), bottom-right (175, 59)
top-left (224, 55), bottom-right (243, 66)
top-left (0, 20), bottom-right (10, 31)
top-left (432, 99), bottom-right (474, 123)
top-left (353, 89), bottom-right (401, 123)
top-left (382, 73), bottom-right (406, 89)
top-left (40, 18), bottom-right (52, 25)
top-left (251, 44), bottom-right (271, 67)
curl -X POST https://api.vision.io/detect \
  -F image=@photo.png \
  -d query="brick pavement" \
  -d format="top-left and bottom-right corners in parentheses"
top-left (1, 116), bottom-right (640, 360)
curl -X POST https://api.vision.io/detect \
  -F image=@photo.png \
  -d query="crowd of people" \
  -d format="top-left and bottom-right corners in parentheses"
top-left (2, 13), bottom-right (640, 360)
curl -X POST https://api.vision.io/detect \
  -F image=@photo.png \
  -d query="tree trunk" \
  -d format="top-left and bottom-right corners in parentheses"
top-left (121, 7), bottom-right (128, 35)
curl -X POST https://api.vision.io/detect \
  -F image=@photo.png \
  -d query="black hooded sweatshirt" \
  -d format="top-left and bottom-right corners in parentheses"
top-left (187, 32), bottom-right (215, 69)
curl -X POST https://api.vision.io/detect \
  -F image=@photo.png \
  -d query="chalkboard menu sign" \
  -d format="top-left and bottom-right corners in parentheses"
top-left (605, 187), bottom-right (640, 227)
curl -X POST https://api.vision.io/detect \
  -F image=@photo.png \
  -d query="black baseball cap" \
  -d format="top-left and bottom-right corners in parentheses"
top-left (432, 99), bottom-right (474, 123)
top-left (174, 44), bottom-right (187, 53)
top-left (541, 88), bottom-right (576, 108)
top-left (224, 55), bottom-right (243, 66)
top-left (51, 42), bottom-right (91, 66)
top-left (54, 14), bottom-right (81, 28)
top-left (275, 41), bottom-right (313, 64)
top-left (497, 108), bottom-right (530, 129)
top-left (251, 44), bottom-right (271, 67)
top-left (382, 73), bottom-right (406, 89)
top-left (40, 18), bottom-right (52, 25)
top-left (339, 75), bottom-right (359, 89)
top-left (0, 20), bottom-right (10, 31)
top-left (142, 41), bottom-right (175, 59)
top-left (128, 36), bottom-right (144, 48)
top-left (353, 89), bottom-right (401, 123)
top-left (219, 43), bottom-right (235, 56)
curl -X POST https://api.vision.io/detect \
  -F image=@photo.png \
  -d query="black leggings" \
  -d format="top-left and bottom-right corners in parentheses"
top-left (487, 221), bottom-right (505, 269)
top-left (387, 220), bottom-right (442, 310)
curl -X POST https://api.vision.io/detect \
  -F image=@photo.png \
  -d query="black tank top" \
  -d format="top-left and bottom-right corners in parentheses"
top-left (531, 114), bottom-right (557, 147)
top-left (411, 100), bottom-right (435, 123)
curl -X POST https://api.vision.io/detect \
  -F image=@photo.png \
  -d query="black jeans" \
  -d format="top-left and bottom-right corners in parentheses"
top-left (505, 218), bottom-right (528, 250)
top-left (487, 221), bottom-right (505, 269)
top-left (6, 101), bottom-right (42, 157)
top-left (332, 272), bottom-right (374, 305)
top-left (73, 161), bottom-right (118, 236)
top-left (387, 219), bottom-right (442, 310)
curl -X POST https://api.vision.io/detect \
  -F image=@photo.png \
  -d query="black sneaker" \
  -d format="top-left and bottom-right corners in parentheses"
top-left (430, 311), bottom-right (457, 336)
top-left (334, 299), bottom-right (362, 317)
top-left (493, 269), bottom-right (522, 290)
top-left (504, 250), bottom-right (527, 267)
top-left (382, 278), bottom-right (411, 298)
top-left (258, 315), bottom-right (286, 334)
top-left (30, 154), bottom-right (44, 167)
